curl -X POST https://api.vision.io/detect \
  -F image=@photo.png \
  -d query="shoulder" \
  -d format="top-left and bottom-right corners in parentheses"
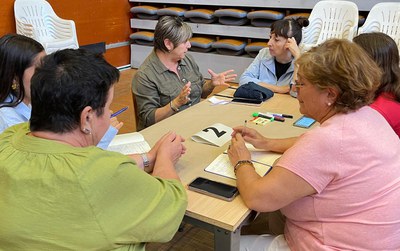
top-left (257, 48), bottom-right (272, 59)
top-left (0, 107), bottom-right (25, 132)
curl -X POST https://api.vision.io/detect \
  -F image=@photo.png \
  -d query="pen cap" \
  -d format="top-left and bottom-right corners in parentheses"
top-left (252, 112), bottom-right (260, 117)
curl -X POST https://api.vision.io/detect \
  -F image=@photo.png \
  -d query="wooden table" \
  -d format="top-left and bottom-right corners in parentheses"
top-left (138, 90), bottom-right (310, 250)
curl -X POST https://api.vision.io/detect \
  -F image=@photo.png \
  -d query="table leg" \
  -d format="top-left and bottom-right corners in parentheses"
top-left (214, 227), bottom-right (240, 251)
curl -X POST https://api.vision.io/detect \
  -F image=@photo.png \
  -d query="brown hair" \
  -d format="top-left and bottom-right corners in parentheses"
top-left (353, 32), bottom-right (400, 102)
top-left (296, 39), bottom-right (381, 113)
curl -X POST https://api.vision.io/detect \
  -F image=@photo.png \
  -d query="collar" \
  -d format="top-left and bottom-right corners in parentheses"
top-left (5, 95), bottom-right (31, 121)
top-left (150, 49), bottom-right (188, 75)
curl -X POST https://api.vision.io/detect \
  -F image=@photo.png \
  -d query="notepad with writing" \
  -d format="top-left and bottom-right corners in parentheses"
top-left (205, 154), bottom-right (272, 179)
top-left (205, 145), bottom-right (281, 179)
top-left (107, 132), bottom-right (151, 154)
top-left (191, 123), bottom-right (233, 147)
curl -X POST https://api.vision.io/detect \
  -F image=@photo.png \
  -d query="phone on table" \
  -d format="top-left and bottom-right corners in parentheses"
top-left (293, 116), bottom-right (316, 128)
top-left (188, 177), bottom-right (238, 201)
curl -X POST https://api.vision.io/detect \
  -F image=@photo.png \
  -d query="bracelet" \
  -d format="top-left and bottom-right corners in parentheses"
top-left (234, 160), bottom-right (254, 175)
top-left (170, 101), bottom-right (179, 112)
top-left (141, 153), bottom-right (150, 171)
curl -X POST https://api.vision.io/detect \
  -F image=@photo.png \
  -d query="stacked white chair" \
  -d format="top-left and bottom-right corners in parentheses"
top-left (302, 0), bottom-right (359, 51)
top-left (14, 0), bottom-right (79, 54)
top-left (357, 2), bottom-right (400, 50)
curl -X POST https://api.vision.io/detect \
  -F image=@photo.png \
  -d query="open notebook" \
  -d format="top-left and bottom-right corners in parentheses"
top-left (107, 132), bottom-right (151, 154)
top-left (205, 145), bottom-right (281, 179)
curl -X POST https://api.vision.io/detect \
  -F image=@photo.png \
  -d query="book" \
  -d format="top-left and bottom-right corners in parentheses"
top-left (107, 132), bottom-right (151, 154)
top-left (191, 123), bottom-right (233, 147)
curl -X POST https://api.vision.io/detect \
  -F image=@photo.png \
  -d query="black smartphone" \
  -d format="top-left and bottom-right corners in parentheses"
top-left (293, 116), bottom-right (316, 128)
top-left (231, 98), bottom-right (262, 105)
top-left (188, 177), bottom-right (239, 201)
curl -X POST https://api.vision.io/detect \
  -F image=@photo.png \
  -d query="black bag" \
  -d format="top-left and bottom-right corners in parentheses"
top-left (234, 82), bottom-right (274, 101)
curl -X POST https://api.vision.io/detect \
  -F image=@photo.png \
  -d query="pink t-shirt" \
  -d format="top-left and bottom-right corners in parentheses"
top-left (277, 106), bottom-right (400, 251)
top-left (370, 92), bottom-right (400, 138)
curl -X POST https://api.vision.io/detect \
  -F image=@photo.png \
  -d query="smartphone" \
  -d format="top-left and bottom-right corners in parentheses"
top-left (188, 177), bottom-right (239, 201)
top-left (293, 116), bottom-right (316, 128)
top-left (232, 98), bottom-right (262, 105)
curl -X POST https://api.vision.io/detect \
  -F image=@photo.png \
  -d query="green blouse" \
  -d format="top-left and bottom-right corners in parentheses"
top-left (0, 123), bottom-right (187, 250)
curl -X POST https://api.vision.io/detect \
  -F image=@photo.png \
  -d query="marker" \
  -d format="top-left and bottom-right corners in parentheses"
top-left (111, 106), bottom-right (128, 118)
top-left (263, 112), bottom-right (293, 118)
top-left (252, 112), bottom-right (274, 122)
top-left (256, 112), bottom-right (285, 122)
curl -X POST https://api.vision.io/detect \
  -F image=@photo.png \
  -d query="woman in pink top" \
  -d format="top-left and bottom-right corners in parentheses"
top-left (228, 39), bottom-right (400, 250)
top-left (353, 32), bottom-right (400, 137)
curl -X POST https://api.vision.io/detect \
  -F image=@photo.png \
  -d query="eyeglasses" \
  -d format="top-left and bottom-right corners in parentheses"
top-left (293, 80), bottom-right (305, 88)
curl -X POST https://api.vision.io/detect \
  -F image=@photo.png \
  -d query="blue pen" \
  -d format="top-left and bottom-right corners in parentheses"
top-left (111, 106), bottom-right (128, 118)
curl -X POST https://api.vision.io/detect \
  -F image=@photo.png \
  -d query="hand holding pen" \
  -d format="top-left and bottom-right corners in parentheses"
top-left (111, 106), bottom-right (128, 118)
top-left (110, 107), bottom-right (128, 130)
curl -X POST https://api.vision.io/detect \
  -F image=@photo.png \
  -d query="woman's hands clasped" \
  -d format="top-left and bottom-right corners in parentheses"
top-left (146, 131), bottom-right (186, 173)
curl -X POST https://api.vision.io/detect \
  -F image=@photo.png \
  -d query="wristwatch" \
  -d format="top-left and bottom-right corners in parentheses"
top-left (234, 160), bottom-right (254, 175)
top-left (141, 153), bottom-right (150, 170)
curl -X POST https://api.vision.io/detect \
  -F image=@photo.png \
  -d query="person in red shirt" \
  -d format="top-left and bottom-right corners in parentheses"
top-left (354, 32), bottom-right (400, 137)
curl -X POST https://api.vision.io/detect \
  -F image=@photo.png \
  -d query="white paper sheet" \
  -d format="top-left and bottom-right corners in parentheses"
top-left (107, 132), bottom-right (151, 154)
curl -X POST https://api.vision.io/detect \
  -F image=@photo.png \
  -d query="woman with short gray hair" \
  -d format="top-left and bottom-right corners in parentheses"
top-left (132, 16), bottom-right (237, 130)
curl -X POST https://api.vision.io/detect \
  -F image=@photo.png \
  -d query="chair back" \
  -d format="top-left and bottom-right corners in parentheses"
top-left (358, 2), bottom-right (400, 49)
top-left (302, 1), bottom-right (359, 48)
top-left (14, 0), bottom-right (79, 54)
top-left (14, 0), bottom-right (56, 41)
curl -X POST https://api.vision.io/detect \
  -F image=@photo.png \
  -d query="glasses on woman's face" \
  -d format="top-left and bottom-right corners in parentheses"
top-left (294, 79), bottom-right (306, 88)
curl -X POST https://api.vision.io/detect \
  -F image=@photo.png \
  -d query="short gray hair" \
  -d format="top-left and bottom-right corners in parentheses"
top-left (154, 16), bottom-right (192, 52)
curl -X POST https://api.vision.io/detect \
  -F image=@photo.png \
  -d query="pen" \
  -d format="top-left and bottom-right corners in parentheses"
top-left (111, 106), bottom-right (128, 118)
top-left (243, 120), bottom-right (247, 136)
top-left (263, 112), bottom-right (293, 118)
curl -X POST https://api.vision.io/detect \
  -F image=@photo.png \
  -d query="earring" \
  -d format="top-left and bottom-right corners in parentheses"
top-left (11, 80), bottom-right (18, 90)
top-left (82, 128), bottom-right (91, 135)
top-left (327, 102), bottom-right (332, 106)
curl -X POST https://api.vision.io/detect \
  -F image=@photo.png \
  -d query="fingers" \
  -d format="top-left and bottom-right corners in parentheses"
top-left (114, 121), bottom-right (124, 130)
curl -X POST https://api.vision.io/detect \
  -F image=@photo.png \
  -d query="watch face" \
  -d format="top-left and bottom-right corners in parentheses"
top-left (141, 153), bottom-right (150, 167)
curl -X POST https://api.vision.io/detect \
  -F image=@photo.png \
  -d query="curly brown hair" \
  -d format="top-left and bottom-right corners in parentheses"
top-left (296, 39), bottom-right (382, 113)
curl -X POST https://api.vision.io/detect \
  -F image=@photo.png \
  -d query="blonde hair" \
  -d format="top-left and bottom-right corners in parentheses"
top-left (297, 39), bottom-right (381, 113)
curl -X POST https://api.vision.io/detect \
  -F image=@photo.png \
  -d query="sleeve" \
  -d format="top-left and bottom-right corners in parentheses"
top-left (276, 129), bottom-right (341, 193)
top-left (239, 48), bottom-right (267, 86)
top-left (83, 155), bottom-right (188, 245)
top-left (96, 126), bottom-right (118, 149)
top-left (132, 71), bottom-right (162, 128)
top-left (0, 114), bottom-right (8, 134)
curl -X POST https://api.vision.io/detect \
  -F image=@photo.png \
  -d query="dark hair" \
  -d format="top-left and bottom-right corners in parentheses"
top-left (353, 32), bottom-right (400, 102)
top-left (154, 16), bottom-right (192, 52)
top-left (0, 34), bottom-right (44, 108)
top-left (30, 49), bottom-right (120, 133)
top-left (271, 17), bottom-right (309, 45)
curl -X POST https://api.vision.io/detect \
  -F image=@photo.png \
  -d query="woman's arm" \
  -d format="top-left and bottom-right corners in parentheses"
top-left (239, 48), bottom-right (269, 86)
top-left (228, 133), bottom-right (315, 212)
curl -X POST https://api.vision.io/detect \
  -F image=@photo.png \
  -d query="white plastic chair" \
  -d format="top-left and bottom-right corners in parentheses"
top-left (14, 0), bottom-right (79, 54)
top-left (302, 0), bottom-right (359, 51)
top-left (357, 2), bottom-right (400, 49)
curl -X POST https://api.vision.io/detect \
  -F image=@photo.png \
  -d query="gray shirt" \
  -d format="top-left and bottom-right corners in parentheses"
top-left (132, 50), bottom-right (205, 130)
